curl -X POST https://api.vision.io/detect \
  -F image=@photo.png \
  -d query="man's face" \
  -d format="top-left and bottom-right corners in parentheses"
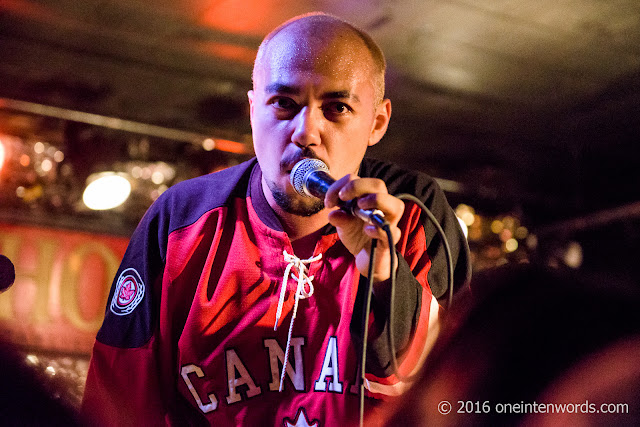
top-left (248, 27), bottom-right (390, 217)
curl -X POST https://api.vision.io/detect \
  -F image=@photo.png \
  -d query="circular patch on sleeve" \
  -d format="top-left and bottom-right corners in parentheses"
top-left (110, 268), bottom-right (145, 316)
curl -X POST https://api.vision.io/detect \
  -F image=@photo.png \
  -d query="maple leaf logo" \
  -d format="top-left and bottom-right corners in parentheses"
top-left (118, 278), bottom-right (136, 304)
top-left (110, 268), bottom-right (145, 316)
top-left (283, 408), bottom-right (319, 427)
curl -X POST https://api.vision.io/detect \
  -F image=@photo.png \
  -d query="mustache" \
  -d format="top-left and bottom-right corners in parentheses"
top-left (280, 147), bottom-right (321, 171)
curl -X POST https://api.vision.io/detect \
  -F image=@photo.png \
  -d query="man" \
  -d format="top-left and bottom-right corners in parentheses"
top-left (82, 12), bottom-right (470, 426)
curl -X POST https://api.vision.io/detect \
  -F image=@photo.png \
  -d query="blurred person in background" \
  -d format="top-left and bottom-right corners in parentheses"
top-left (379, 263), bottom-right (640, 426)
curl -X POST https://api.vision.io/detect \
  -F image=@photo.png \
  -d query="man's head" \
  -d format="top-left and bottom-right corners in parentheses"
top-left (248, 13), bottom-right (391, 217)
top-left (253, 13), bottom-right (387, 107)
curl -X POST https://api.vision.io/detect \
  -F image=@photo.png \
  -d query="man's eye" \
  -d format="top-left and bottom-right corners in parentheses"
top-left (325, 102), bottom-right (351, 115)
top-left (272, 97), bottom-right (296, 109)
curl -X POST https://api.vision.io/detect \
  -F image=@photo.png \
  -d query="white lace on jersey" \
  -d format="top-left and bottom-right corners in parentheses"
top-left (274, 250), bottom-right (322, 392)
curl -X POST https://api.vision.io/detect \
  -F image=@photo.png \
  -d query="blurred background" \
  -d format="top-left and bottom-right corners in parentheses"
top-left (1, 0), bottom-right (639, 413)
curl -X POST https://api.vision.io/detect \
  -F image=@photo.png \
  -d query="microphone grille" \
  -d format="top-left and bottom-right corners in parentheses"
top-left (290, 158), bottom-right (329, 196)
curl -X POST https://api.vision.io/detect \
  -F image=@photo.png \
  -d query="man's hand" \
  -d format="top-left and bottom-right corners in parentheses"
top-left (325, 174), bottom-right (405, 282)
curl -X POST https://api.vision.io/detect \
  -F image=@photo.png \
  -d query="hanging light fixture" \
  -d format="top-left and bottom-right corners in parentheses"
top-left (82, 172), bottom-right (131, 210)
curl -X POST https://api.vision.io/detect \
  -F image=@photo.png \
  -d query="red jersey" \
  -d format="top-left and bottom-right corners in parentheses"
top-left (82, 158), bottom-right (470, 426)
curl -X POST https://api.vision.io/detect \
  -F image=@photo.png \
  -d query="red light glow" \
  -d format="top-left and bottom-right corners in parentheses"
top-left (198, 41), bottom-right (257, 65)
top-left (200, 0), bottom-right (283, 36)
top-left (0, 140), bottom-right (5, 172)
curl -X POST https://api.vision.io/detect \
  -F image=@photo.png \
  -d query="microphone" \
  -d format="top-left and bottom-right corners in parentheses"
top-left (0, 255), bottom-right (16, 292)
top-left (290, 159), bottom-right (388, 228)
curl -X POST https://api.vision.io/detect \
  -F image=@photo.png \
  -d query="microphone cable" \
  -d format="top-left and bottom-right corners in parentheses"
top-left (358, 238), bottom-right (377, 427)
top-left (358, 193), bottom-right (454, 426)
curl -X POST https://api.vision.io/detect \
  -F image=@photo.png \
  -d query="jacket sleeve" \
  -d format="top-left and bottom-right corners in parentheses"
top-left (81, 198), bottom-right (171, 426)
top-left (351, 167), bottom-right (472, 395)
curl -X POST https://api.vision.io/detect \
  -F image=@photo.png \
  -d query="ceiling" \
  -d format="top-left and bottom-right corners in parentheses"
top-left (1, 0), bottom-right (640, 232)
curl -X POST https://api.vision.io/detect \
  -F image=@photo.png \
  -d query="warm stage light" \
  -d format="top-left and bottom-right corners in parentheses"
top-left (491, 219), bottom-right (504, 234)
top-left (202, 138), bottom-right (215, 151)
top-left (0, 140), bottom-right (5, 172)
top-left (505, 238), bottom-right (518, 252)
top-left (457, 216), bottom-right (469, 239)
top-left (563, 241), bottom-right (583, 269)
top-left (83, 172), bottom-right (131, 210)
top-left (455, 204), bottom-right (476, 226)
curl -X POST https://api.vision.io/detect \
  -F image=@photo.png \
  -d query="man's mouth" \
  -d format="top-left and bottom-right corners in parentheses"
top-left (281, 148), bottom-right (321, 175)
top-left (283, 158), bottom-right (311, 175)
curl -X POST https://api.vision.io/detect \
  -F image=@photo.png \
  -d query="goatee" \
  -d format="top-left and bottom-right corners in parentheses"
top-left (269, 183), bottom-right (325, 217)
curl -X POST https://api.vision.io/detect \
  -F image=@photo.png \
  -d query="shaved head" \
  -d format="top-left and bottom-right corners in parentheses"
top-left (253, 13), bottom-right (386, 106)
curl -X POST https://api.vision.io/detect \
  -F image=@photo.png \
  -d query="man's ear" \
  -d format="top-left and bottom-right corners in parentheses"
top-left (247, 90), bottom-right (255, 122)
top-left (368, 99), bottom-right (392, 147)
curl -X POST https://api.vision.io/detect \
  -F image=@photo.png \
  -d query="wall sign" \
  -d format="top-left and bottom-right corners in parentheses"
top-left (0, 222), bottom-right (129, 354)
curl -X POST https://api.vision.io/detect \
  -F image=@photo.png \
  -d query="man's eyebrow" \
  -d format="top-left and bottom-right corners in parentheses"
top-left (323, 91), bottom-right (360, 103)
top-left (265, 83), bottom-right (298, 95)
top-left (264, 84), bottom-right (360, 103)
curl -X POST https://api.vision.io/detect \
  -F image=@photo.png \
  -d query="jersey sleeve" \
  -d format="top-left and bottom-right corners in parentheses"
top-left (352, 160), bottom-right (472, 397)
top-left (81, 161), bottom-right (254, 425)
top-left (81, 197), bottom-right (171, 426)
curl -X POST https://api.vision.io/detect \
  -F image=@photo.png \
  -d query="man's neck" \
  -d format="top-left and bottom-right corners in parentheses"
top-left (278, 210), bottom-right (329, 242)
top-left (290, 227), bottom-right (325, 259)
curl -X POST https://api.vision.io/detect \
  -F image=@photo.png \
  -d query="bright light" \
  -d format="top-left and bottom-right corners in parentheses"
top-left (0, 140), bottom-right (5, 171)
top-left (41, 158), bottom-right (53, 172)
top-left (202, 138), bottom-right (216, 151)
top-left (457, 216), bottom-right (469, 239)
top-left (151, 170), bottom-right (164, 184)
top-left (505, 238), bottom-right (518, 252)
top-left (83, 172), bottom-right (131, 210)
top-left (564, 241), bottom-right (583, 269)
top-left (455, 204), bottom-right (476, 226)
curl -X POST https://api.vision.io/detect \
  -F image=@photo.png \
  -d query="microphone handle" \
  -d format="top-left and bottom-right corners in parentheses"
top-left (305, 171), bottom-right (388, 227)
top-left (304, 170), bottom-right (334, 199)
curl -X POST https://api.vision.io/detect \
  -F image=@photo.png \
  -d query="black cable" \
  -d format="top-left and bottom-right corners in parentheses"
top-left (358, 193), bottom-right (455, 424)
top-left (359, 238), bottom-right (377, 427)
top-left (386, 193), bottom-right (455, 382)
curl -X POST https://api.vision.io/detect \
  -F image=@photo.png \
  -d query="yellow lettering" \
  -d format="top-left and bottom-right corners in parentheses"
top-left (60, 242), bottom-right (119, 332)
top-left (0, 233), bottom-right (56, 323)
top-left (0, 233), bottom-right (20, 319)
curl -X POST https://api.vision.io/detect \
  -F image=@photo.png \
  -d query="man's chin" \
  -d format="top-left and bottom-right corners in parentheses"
top-left (271, 187), bottom-right (325, 217)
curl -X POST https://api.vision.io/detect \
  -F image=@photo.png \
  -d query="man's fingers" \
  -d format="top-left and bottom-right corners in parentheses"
top-left (336, 177), bottom-right (388, 201)
top-left (363, 223), bottom-right (402, 245)
top-left (327, 208), bottom-right (353, 227)
top-left (356, 193), bottom-right (404, 224)
top-left (324, 174), bottom-right (355, 209)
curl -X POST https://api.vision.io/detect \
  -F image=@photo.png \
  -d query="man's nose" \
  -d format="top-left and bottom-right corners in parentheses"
top-left (291, 106), bottom-right (321, 147)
